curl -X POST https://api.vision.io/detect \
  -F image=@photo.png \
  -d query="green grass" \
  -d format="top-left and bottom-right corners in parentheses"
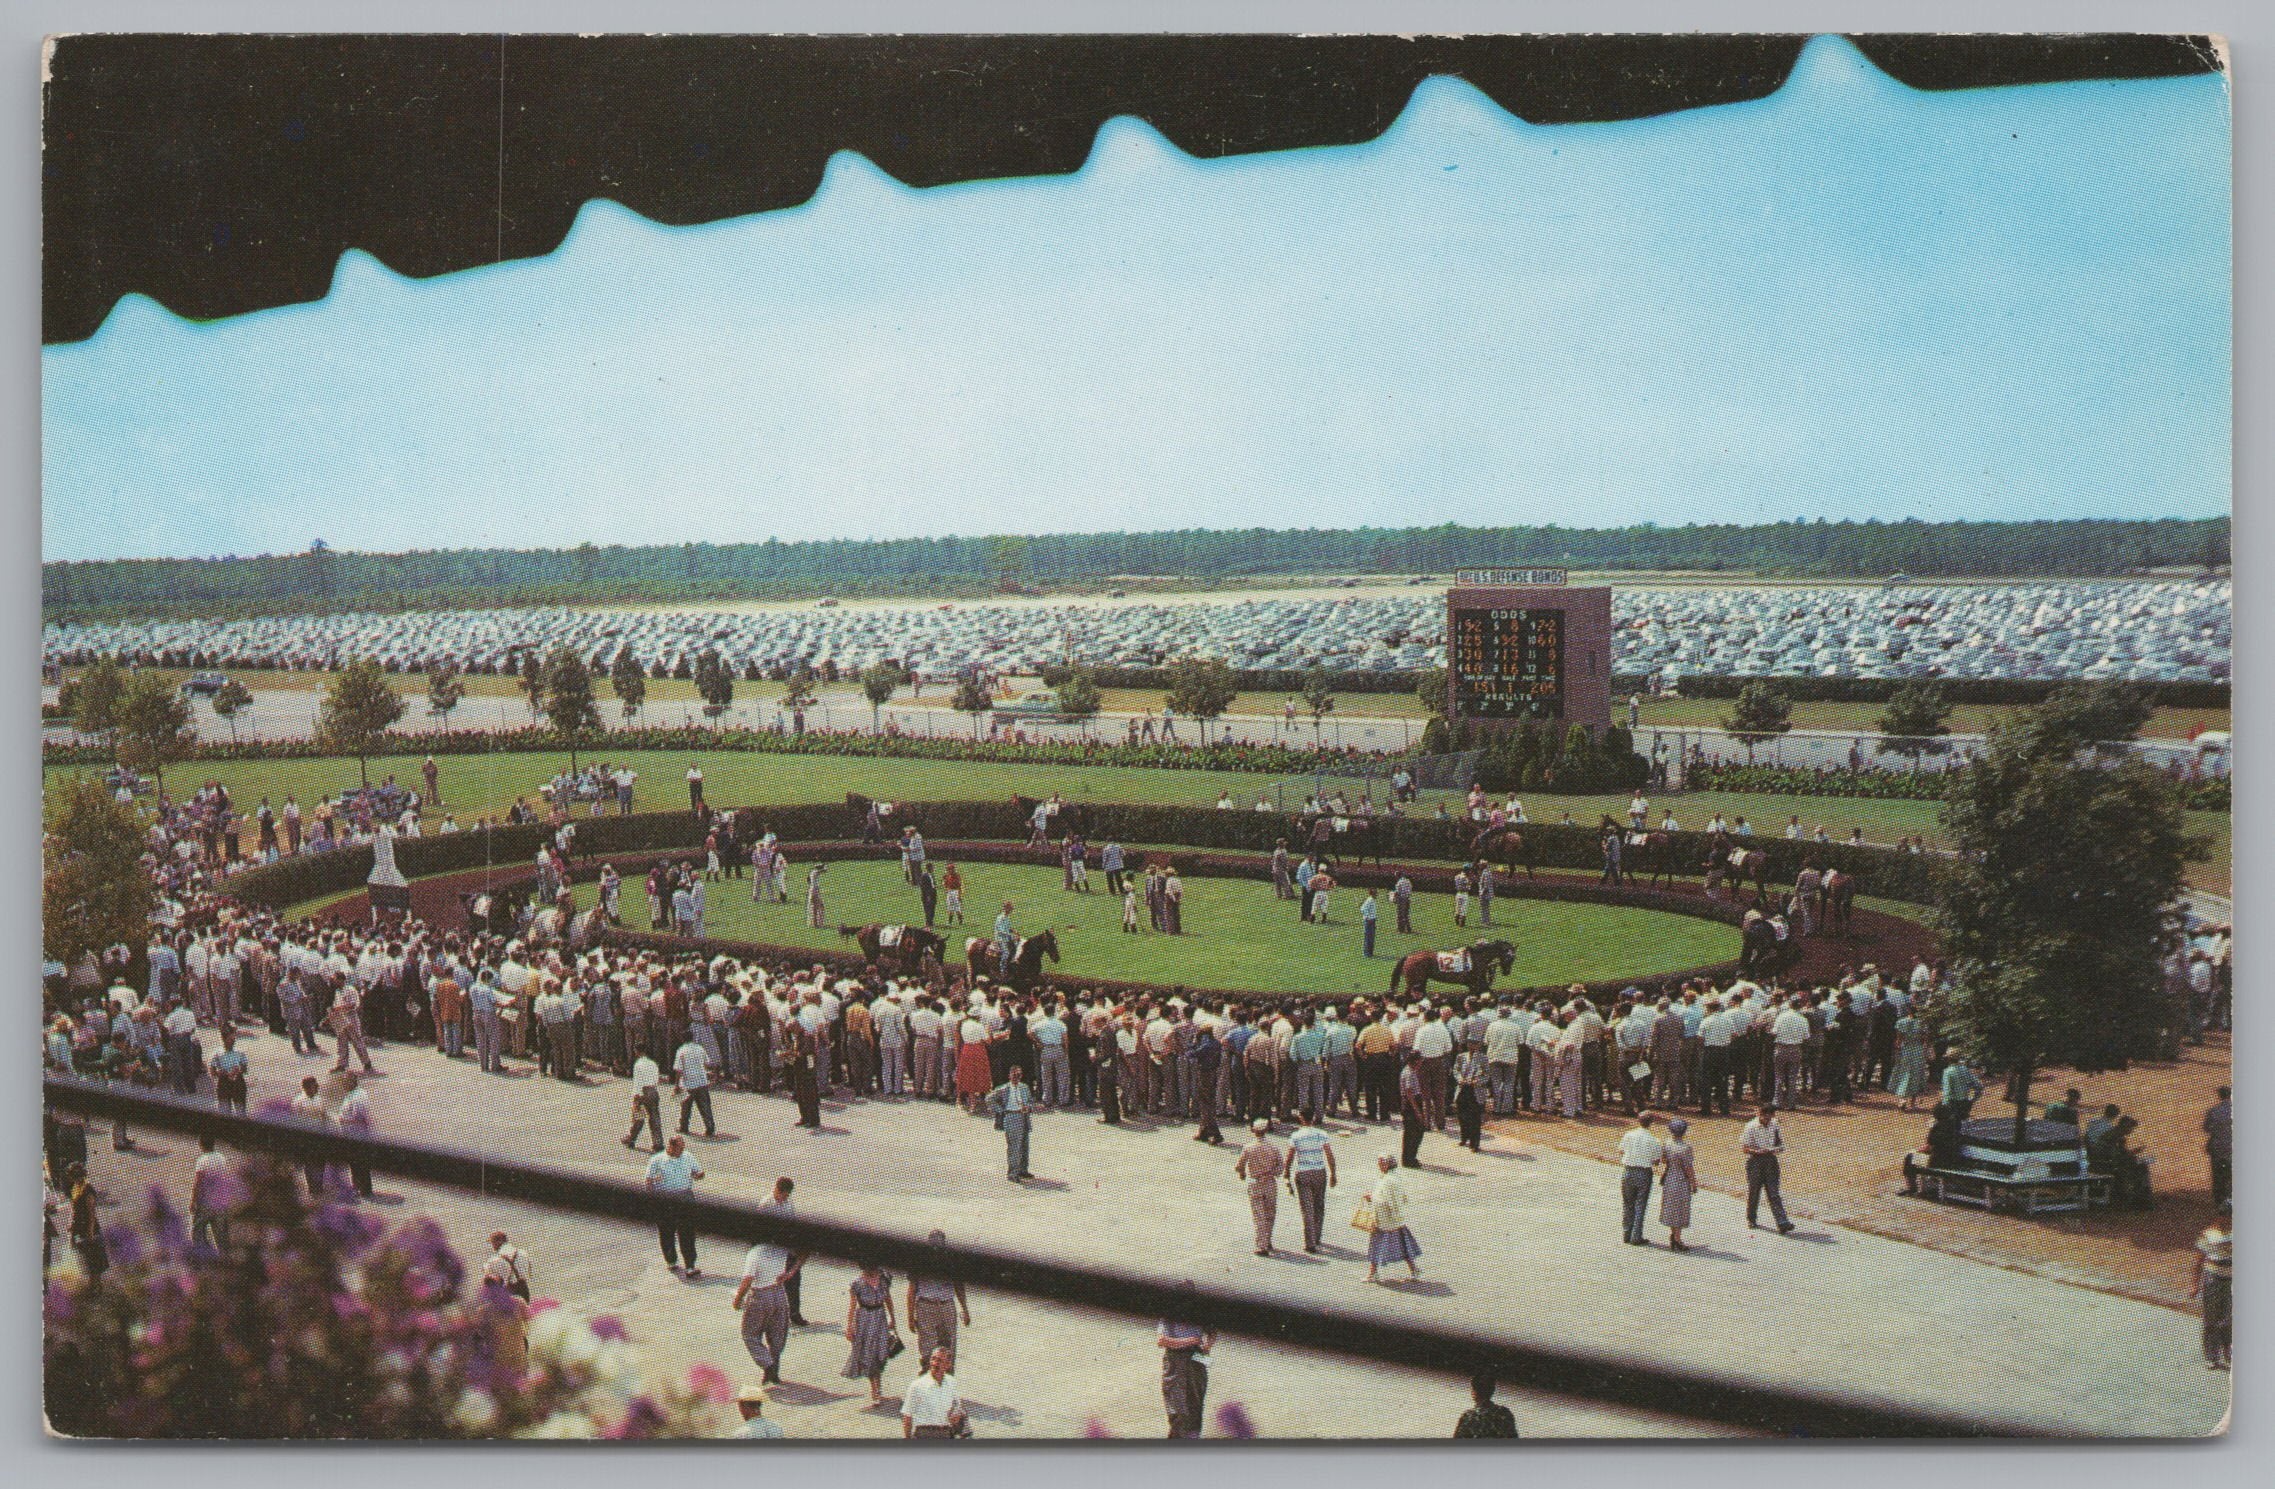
top-left (627, 858), bottom-right (1739, 996)
top-left (46, 745), bottom-right (2230, 895)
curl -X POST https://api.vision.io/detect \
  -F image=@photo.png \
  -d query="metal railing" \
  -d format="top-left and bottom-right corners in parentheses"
top-left (44, 1076), bottom-right (2030, 1440)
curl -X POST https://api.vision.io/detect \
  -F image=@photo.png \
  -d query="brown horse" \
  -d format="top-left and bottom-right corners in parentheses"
top-left (840, 922), bottom-right (946, 977)
top-left (1627, 830), bottom-right (1678, 888)
top-left (1705, 834), bottom-right (1773, 902)
top-left (1822, 867), bottom-right (1856, 936)
top-left (1390, 938), bottom-right (1515, 1000)
top-left (1468, 826), bottom-right (1537, 880)
top-left (962, 929), bottom-right (1062, 991)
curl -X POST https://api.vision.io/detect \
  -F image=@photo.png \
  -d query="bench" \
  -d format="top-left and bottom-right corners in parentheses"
top-left (1915, 1165), bottom-right (2113, 1215)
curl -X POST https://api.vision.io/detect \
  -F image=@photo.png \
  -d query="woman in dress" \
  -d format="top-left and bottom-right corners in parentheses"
top-left (841, 1262), bottom-right (900, 1404)
top-left (1889, 1013), bottom-right (1932, 1112)
top-left (1659, 1116), bottom-right (1698, 1252)
top-left (1363, 1153), bottom-right (1423, 1284)
top-left (956, 1002), bottom-right (994, 1115)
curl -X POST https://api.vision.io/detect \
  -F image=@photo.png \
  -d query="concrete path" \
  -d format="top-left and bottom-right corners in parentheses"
top-left (79, 1025), bottom-right (2228, 1440)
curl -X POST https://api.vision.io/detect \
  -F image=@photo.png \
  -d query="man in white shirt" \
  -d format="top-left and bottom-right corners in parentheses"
top-left (644, 1134), bottom-right (705, 1276)
top-left (1770, 999), bottom-right (1811, 1110)
top-left (870, 990), bottom-right (906, 1098)
top-left (731, 1179), bottom-right (805, 1383)
top-left (1616, 1113), bottom-right (1665, 1245)
top-left (908, 997), bottom-right (943, 1100)
top-left (190, 1136), bottom-right (233, 1251)
top-left (1411, 1013), bottom-right (1454, 1131)
top-left (1740, 1105), bottom-right (1796, 1232)
top-left (900, 1348), bottom-right (966, 1438)
top-left (623, 1052), bottom-right (665, 1151)
top-left (674, 1035), bottom-right (717, 1138)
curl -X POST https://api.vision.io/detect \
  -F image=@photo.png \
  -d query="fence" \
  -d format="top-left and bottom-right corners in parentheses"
top-left (43, 1076), bottom-right (2029, 1439)
top-left (1638, 726), bottom-right (2230, 785)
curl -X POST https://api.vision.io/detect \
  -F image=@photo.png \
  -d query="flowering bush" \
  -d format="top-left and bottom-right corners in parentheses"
top-left (1687, 760), bottom-right (2230, 812)
top-left (43, 1147), bottom-right (736, 1440)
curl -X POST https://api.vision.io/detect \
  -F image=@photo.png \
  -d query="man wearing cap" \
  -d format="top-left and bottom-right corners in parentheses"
top-left (1235, 1118), bottom-right (1287, 1256)
top-left (728, 1383), bottom-right (784, 1439)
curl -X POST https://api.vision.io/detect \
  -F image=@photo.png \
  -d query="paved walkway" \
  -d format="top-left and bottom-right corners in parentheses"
top-left (80, 1025), bottom-right (2228, 1440)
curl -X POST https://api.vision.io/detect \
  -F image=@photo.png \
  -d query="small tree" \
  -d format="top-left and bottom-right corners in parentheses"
top-left (2035, 680), bottom-right (2155, 755)
top-left (209, 678), bottom-right (254, 743)
top-left (693, 650), bottom-right (735, 721)
top-left (542, 646), bottom-right (603, 770)
top-left (43, 778), bottom-right (157, 970)
top-left (780, 666), bottom-right (818, 719)
top-left (1054, 665), bottom-right (1102, 721)
top-left (951, 676), bottom-right (992, 737)
top-left (73, 657), bottom-right (128, 744)
top-left (609, 646), bottom-right (647, 722)
top-left (115, 672), bottom-right (197, 793)
top-left (1301, 667), bottom-right (1337, 743)
top-left (1936, 699), bottom-right (2199, 1142)
top-left (514, 651), bottom-right (548, 722)
top-left (319, 657), bottom-right (406, 788)
top-left (1875, 680), bottom-right (1951, 766)
top-left (859, 661), bottom-right (906, 733)
top-left (425, 664), bottom-right (466, 728)
top-left (1165, 656), bottom-right (1239, 745)
top-left (1720, 680), bottom-right (1792, 763)
top-left (1412, 666), bottom-right (1449, 721)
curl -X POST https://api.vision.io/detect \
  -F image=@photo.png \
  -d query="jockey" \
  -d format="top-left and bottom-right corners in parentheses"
top-left (994, 902), bottom-right (1018, 973)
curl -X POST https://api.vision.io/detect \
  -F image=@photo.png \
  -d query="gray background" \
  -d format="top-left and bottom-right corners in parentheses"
top-left (3, 0), bottom-right (2261, 1482)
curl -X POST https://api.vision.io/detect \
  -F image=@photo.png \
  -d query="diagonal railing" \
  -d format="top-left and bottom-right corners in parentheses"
top-left (45, 1075), bottom-right (2033, 1439)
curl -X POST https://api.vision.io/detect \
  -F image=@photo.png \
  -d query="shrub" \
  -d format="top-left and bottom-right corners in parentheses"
top-left (44, 1152), bottom-right (735, 1440)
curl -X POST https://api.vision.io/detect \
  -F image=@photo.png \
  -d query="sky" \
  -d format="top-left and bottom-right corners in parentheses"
top-left (40, 36), bottom-right (2231, 563)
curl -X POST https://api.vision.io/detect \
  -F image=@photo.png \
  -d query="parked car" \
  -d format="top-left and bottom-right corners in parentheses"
top-left (178, 671), bottom-right (229, 696)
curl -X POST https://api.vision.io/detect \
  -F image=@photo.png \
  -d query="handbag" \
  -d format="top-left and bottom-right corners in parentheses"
top-left (886, 1331), bottom-right (908, 1361)
top-left (1350, 1197), bottom-right (1377, 1233)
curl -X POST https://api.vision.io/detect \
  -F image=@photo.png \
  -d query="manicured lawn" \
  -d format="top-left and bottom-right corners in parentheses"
top-left (45, 746), bottom-right (2230, 894)
top-left (625, 859), bottom-right (1739, 997)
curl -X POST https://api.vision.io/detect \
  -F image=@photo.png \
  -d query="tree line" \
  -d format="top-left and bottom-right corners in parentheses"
top-left (42, 516), bottom-right (2228, 622)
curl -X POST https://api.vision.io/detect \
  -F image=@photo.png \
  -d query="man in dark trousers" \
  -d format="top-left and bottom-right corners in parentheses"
top-left (789, 1020), bottom-right (823, 1133)
top-left (1398, 1051), bottom-right (1428, 1169)
top-left (917, 864), bottom-right (939, 928)
top-left (1740, 1104), bottom-right (1796, 1233)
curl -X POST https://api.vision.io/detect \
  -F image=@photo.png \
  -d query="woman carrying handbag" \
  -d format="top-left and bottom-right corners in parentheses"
top-left (1363, 1153), bottom-right (1423, 1285)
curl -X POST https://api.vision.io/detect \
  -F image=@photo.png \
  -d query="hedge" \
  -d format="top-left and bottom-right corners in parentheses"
top-left (230, 799), bottom-right (1943, 912)
top-left (42, 724), bottom-right (1422, 777)
top-left (304, 843), bottom-right (1755, 1009)
top-left (1665, 674), bottom-right (2229, 709)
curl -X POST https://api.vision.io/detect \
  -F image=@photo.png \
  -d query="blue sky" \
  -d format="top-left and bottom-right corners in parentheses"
top-left (41, 36), bottom-right (2231, 562)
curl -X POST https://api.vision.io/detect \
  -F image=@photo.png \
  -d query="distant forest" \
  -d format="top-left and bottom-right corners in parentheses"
top-left (43, 517), bottom-right (2229, 622)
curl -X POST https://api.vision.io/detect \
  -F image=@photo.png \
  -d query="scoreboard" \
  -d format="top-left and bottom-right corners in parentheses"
top-left (1451, 606), bottom-right (1565, 719)
top-left (1442, 579), bottom-right (1610, 735)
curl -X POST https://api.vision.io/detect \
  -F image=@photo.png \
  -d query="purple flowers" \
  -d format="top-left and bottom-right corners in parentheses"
top-left (44, 1152), bottom-right (736, 1441)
